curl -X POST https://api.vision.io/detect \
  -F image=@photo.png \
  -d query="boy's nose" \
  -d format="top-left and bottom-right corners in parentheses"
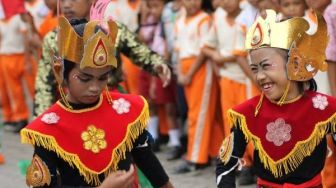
top-left (88, 84), bottom-right (100, 94)
top-left (256, 71), bottom-right (266, 82)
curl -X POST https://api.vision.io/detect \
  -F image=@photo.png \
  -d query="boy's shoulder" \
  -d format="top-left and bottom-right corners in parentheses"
top-left (109, 92), bottom-right (147, 106)
top-left (233, 95), bottom-right (261, 112)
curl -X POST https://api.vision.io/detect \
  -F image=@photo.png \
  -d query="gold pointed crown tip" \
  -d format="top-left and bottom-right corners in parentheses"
top-left (57, 17), bottom-right (118, 69)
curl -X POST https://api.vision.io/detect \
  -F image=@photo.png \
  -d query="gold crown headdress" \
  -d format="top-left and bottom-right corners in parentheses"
top-left (245, 10), bottom-right (328, 81)
top-left (52, 16), bottom-right (118, 108)
top-left (52, 16), bottom-right (118, 85)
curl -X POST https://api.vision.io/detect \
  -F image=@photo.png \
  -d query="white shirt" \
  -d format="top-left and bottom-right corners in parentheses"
top-left (205, 8), bottom-right (247, 83)
top-left (236, 2), bottom-right (259, 32)
top-left (0, 15), bottom-right (27, 54)
top-left (104, 0), bottom-right (141, 32)
top-left (174, 11), bottom-right (211, 59)
top-left (25, 0), bottom-right (49, 29)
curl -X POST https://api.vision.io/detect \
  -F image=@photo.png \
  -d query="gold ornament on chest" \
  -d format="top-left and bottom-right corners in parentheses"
top-left (81, 125), bottom-right (107, 153)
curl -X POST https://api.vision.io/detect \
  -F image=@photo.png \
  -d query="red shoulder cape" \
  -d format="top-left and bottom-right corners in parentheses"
top-left (21, 92), bottom-right (149, 185)
top-left (228, 91), bottom-right (336, 177)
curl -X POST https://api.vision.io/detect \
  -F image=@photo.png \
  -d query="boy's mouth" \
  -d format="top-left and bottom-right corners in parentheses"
top-left (261, 82), bottom-right (273, 91)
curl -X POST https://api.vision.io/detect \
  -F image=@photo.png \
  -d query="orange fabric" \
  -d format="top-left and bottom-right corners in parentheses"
top-left (0, 56), bottom-right (12, 122)
top-left (121, 54), bottom-right (141, 95)
top-left (257, 174), bottom-right (322, 188)
top-left (219, 78), bottom-right (247, 137)
top-left (38, 12), bottom-right (58, 38)
top-left (209, 79), bottom-right (224, 158)
top-left (307, 9), bottom-right (318, 24)
top-left (196, 16), bottom-right (211, 36)
top-left (0, 153), bottom-right (4, 164)
top-left (219, 77), bottom-right (254, 166)
top-left (321, 135), bottom-right (336, 188)
top-left (232, 49), bottom-right (247, 57)
top-left (181, 57), bottom-right (218, 164)
top-left (209, 119), bottom-right (224, 158)
top-left (0, 54), bottom-right (29, 121)
top-left (127, 0), bottom-right (141, 10)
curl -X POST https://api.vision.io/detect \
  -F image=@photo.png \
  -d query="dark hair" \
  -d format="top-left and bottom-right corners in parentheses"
top-left (63, 59), bottom-right (77, 81)
top-left (202, 0), bottom-right (215, 13)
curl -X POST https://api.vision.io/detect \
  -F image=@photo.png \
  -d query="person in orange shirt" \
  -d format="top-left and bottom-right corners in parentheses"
top-left (0, 13), bottom-right (32, 132)
top-left (174, 0), bottom-right (219, 173)
top-left (38, 0), bottom-right (57, 38)
top-left (202, 0), bottom-right (257, 185)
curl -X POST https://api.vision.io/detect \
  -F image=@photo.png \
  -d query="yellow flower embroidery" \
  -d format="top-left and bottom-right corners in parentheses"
top-left (81, 125), bottom-right (107, 153)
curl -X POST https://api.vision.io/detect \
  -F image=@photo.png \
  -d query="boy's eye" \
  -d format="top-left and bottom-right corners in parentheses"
top-left (262, 64), bottom-right (270, 70)
top-left (250, 66), bottom-right (258, 73)
top-left (77, 76), bottom-right (91, 82)
top-left (98, 76), bottom-right (108, 81)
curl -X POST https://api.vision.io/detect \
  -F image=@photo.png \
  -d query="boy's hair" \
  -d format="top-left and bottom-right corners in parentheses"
top-left (202, 0), bottom-right (215, 13)
top-left (277, 0), bottom-right (307, 8)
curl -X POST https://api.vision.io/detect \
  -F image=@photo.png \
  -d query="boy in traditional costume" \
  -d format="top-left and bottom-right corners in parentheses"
top-left (21, 17), bottom-right (173, 188)
top-left (34, 0), bottom-right (171, 117)
top-left (216, 9), bottom-right (336, 188)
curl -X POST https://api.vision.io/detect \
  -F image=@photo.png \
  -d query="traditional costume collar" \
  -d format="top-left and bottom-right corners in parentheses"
top-left (21, 92), bottom-right (149, 186)
top-left (228, 91), bottom-right (336, 178)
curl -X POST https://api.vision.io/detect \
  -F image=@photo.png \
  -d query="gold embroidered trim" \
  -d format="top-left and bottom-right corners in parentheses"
top-left (56, 94), bottom-right (103, 113)
top-left (219, 132), bottom-right (234, 165)
top-left (26, 155), bottom-right (51, 187)
top-left (81, 125), bottom-right (107, 153)
top-left (21, 97), bottom-right (149, 186)
top-left (227, 109), bottom-right (336, 178)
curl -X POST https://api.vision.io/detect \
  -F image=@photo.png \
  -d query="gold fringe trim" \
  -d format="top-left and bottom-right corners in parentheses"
top-left (21, 97), bottom-right (149, 186)
top-left (227, 109), bottom-right (336, 178)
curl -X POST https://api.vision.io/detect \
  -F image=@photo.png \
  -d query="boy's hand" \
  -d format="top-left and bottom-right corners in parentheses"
top-left (154, 63), bottom-right (171, 87)
top-left (99, 165), bottom-right (135, 188)
top-left (210, 51), bottom-right (224, 65)
top-left (177, 74), bottom-right (191, 86)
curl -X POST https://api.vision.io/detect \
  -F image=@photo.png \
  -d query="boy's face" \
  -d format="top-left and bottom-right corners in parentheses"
top-left (60, 0), bottom-right (93, 20)
top-left (182, 0), bottom-right (202, 16)
top-left (221, 0), bottom-right (240, 14)
top-left (248, 0), bottom-right (259, 7)
top-left (280, 0), bottom-right (306, 19)
top-left (250, 48), bottom-right (295, 101)
top-left (305, 0), bottom-right (331, 12)
top-left (66, 64), bottom-right (111, 104)
top-left (211, 0), bottom-right (221, 9)
top-left (258, 0), bottom-right (278, 13)
top-left (147, 0), bottom-right (165, 19)
top-left (44, 0), bottom-right (57, 11)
